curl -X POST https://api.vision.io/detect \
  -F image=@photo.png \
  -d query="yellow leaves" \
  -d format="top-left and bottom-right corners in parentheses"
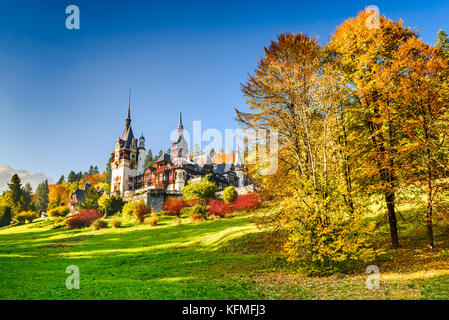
top-left (48, 183), bottom-right (71, 207)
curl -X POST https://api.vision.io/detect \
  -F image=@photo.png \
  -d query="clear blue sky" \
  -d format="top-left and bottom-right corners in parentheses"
top-left (1, 0), bottom-right (448, 182)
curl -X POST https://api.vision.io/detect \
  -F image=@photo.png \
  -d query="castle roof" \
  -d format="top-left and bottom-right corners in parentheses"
top-left (177, 110), bottom-right (183, 130)
top-left (119, 96), bottom-right (135, 149)
top-left (213, 163), bottom-right (234, 174)
top-left (120, 125), bottom-right (135, 149)
top-left (155, 153), bottom-right (172, 164)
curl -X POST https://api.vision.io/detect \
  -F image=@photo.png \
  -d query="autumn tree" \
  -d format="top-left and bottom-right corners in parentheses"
top-left (384, 37), bottom-right (449, 248)
top-left (85, 172), bottom-right (106, 186)
top-left (328, 10), bottom-right (416, 249)
top-left (48, 183), bottom-right (71, 209)
top-left (236, 33), bottom-right (378, 274)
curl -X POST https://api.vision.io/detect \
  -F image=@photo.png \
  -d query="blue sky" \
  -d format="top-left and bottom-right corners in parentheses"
top-left (1, 0), bottom-right (448, 182)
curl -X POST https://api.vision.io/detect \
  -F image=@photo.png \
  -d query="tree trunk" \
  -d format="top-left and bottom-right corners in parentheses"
top-left (385, 190), bottom-right (400, 249)
top-left (425, 125), bottom-right (435, 249)
top-left (426, 199), bottom-right (434, 249)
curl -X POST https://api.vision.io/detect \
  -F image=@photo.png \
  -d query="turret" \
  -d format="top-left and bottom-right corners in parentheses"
top-left (137, 133), bottom-right (146, 175)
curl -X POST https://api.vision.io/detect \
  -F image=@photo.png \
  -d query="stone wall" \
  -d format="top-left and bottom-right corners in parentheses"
top-left (123, 188), bottom-right (183, 213)
top-left (146, 189), bottom-right (166, 212)
top-left (215, 184), bottom-right (255, 197)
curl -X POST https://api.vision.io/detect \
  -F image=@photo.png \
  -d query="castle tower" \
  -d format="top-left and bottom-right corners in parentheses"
top-left (234, 144), bottom-right (245, 187)
top-left (171, 110), bottom-right (189, 167)
top-left (138, 133), bottom-right (146, 175)
top-left (170, 111), bottom-right (189, 192)
top-left (110, 93), bottom-right (139, 195)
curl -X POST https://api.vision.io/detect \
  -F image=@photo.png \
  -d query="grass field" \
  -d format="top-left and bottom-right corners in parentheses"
top-left (0, 212), bottom-right (448, 300)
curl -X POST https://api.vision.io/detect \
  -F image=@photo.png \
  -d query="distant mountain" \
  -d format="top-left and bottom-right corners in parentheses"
top-left (0, 166), bottom-right (55, 194)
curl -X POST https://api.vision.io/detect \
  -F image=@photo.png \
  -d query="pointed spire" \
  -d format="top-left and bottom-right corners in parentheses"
top-left (177, 109), bottom-right (183, 130)
top-left (126, 87), bottom-right (131, 120)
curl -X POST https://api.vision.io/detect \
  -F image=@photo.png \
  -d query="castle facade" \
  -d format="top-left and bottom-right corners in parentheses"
top-left (110, 103), bottom-right (247, 197)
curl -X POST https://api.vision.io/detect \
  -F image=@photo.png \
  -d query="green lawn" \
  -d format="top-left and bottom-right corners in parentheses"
top-left (1, 213), bottom-right (448, 300)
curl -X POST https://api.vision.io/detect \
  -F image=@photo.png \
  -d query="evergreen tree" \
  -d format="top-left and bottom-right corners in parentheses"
top-left (105, 159), bottom-right (112, 185)
top-left (209, 148), bottom-right (215, 158)
top-left (436, 29), bottom-right (449, 58)
top-left (8, 174), bottom-right (22, 205)
top-left (56, 175), bottom-right (65, 185)
top-left (22, 183), bottom-right (34, 211)
top-left (144, 148), bottom-right (154, 168)
top-left (35, 180), bottom-right (49, 213)
top-left (67, 171), bottom-right (76, 183)
top-left (155, 150), bottom-right (163, 161)
top-left (77, 187), bottom-right (101, 209)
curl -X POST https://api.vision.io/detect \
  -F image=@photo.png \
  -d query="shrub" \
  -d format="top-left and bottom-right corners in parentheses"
top-left (52, 216), bottom-right (66, 229)
top-left (92, 219), bottom-right (108, 230)
top-left (122, 201), bottom-right (136, 218)
top-left (66, 209), bottom-right (102, 229)
top-left (185, 198), bottom-right (199, 207)
top-left (14, 211), bottom-right (38, 224)
top-left (0, 206), bottom-right (12, 227)
top-left (189, 205), bottom-right (207, 221)
top-left (204, 173), bottom-right (214, 182)
top-left (222, 186), bottom-right (238, 204)
top-left (47, 206), bottom-right (70, 218)
top-left (145, 212), bottom-right (158, 226)
top-left (189, 214), bottom-right (204, 222)
top-left (182, 181), bottom-right (217, 205)
top-left (111, 217), bottom-right (122, 228)
top-left (98, 195), bottom-right (124, 216)
top-left (164, 197), bottom-right (187, 217)
top-left (269, 189), bottom-right (380, 276)
top-left (232, 193), bottom-right (261, 212)
top-left (208, 199), bottom-right (231, 218)
top-left (133, 200), bottom-right (148, 223)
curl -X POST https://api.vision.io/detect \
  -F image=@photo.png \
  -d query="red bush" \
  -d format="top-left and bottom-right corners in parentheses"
top-left (208, 199), bottom-right (232, 218)
top-left (232, 193), bottom-right (261, 212)
top-left (185, 198), bottom-right (199, 207)
top-left (164, 197), bottom-right (187, 216)
top-left (66, 209), bottom-right (102, 229)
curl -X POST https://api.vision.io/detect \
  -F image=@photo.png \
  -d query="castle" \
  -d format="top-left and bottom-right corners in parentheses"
top-left (110, 101), bottom-right (247, 198)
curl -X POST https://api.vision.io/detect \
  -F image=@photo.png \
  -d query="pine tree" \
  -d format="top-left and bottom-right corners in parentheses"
top-left (105, 159), bottom-right (112, 185)
top-left (156, 150), bottom-right (163, 161)
top-left (436, 29), bottom-right (449, 59)
top-left (67, 171), bottom-right (76, 183)
top-left (209, 148), bottom-right (215, 158)
top-left (8, 174), bottom-right (23, 206)
top-left (144, 149), bottom-right (153, 168)
top-left (56, 175), bottom-right (65, 185)
top-left (23, 183), bottom-right (34, 211)
top-left (35, 180), bottom-right (49, 213)
top-left (77, 187), bottom-right (101, 209)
